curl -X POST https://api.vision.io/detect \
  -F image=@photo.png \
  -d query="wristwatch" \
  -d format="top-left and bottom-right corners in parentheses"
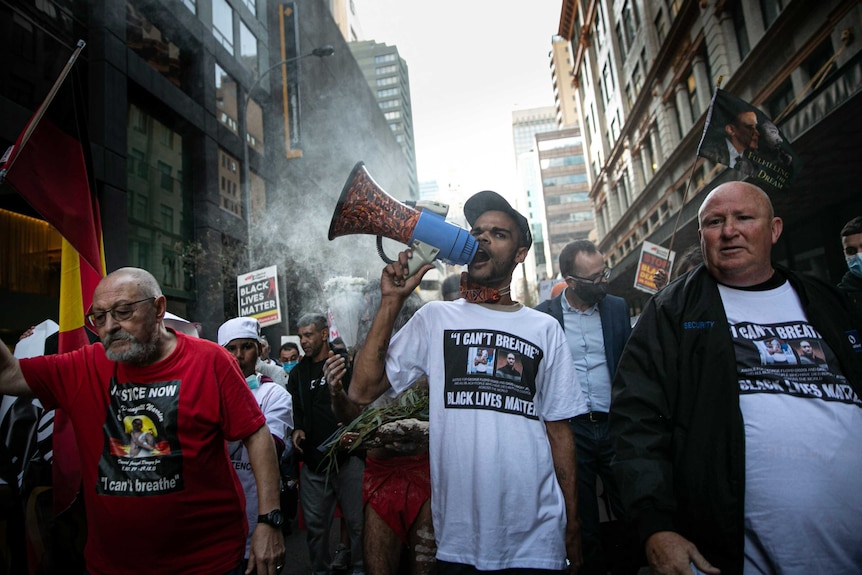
top-left (257, 509), bottom-right (285, 529)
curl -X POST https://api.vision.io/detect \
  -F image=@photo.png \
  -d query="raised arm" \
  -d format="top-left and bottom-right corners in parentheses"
top-left (0, 338), bottom-right (36, 398)
top-left (349, 250), bottom-right (432, 407)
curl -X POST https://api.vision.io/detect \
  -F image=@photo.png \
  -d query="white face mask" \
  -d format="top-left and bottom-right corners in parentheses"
top-left (846, 253), bottom-right (862, 278)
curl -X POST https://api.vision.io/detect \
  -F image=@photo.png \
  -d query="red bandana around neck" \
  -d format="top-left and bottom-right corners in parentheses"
top-left (459, 272), bottom-right (511, 304)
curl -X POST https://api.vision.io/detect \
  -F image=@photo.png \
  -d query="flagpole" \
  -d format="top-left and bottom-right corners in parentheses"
top-left (0, 39), bottom-right (86, 181)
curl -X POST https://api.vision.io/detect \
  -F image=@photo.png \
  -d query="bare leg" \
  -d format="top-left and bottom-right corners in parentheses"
top-left (409, 500), bottom-right (436, 575)
top-left (363, 506), bottom-right (401, 575)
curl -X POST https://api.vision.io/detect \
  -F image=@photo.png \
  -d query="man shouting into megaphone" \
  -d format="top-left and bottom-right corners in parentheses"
top-left (325, 190), bottom-right (586, 575)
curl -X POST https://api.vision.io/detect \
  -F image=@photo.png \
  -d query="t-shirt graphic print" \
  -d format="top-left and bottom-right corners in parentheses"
top-left (97, 377), bottom-right (183, 496)
top-left (443, 329), bottom-right (543, 419)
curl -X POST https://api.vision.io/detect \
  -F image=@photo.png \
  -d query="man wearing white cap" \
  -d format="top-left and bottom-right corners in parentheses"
top-left (218, 317), bottom-right (294, 563)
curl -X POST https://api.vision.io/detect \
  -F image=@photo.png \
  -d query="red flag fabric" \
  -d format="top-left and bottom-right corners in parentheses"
top-left (1, 44), bottom-right (105, 519)
top-left (1, 98), bottom-right (102, 273)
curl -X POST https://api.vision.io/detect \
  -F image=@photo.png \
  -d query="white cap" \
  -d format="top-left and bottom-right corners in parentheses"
top-left (164, 311), bottom-right (200, 338)
top-left (217, 317), bottom-right (261, 347)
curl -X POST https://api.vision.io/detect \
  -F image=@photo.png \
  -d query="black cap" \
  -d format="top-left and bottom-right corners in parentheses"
top-left (463, 191), bottom-right (532, 250)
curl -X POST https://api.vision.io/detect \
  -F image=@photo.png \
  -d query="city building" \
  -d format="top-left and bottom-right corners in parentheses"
top-left (537, 126), bottom-right (592, 277)
top-left (350, 40), bottom-right (419, 200)
top-left (0, 0), bottom-right (410, 341)
top-left (325, 0), bottom-right (363, 42)
top-left (511, 106), bottom-right (558, 284)
top-left (558, 0), bottom-right (862, 313)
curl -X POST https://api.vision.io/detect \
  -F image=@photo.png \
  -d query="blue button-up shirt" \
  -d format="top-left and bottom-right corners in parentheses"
top-left (561, 288), bottom-right (611, 412)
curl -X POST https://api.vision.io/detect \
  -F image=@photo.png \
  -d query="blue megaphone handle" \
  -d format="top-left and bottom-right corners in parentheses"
top-left (410, 211), bottom-right (478, 266)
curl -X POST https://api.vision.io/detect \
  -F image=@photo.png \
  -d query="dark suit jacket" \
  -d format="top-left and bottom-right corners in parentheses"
top-left (535, 291), bottom-right (632, 379)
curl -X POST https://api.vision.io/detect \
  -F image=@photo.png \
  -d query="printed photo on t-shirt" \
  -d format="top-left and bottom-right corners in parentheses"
top-left (494, 351), bottom-right (523, 382)
top-left (97, 378), bottom-right (184, 497)
top-left (729, 320), bottom-right (860, 407)
top-left (756, 337), bottom-right (798, 365)
top-left (445, 330), bottom-right (543, 419)
top-left (467, 347), bottom-right (494, 375)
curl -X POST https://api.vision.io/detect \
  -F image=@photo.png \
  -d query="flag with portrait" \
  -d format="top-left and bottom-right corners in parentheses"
top-left (696, 89), bottom-right (800, 194)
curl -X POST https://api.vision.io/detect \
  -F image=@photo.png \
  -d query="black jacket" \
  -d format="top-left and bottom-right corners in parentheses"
top-left (286, 344), bottom-right (350, 472)
top-left (610, 265), bottom-right (862, 573)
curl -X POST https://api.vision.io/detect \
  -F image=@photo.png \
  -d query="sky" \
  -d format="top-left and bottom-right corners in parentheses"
top-left (355, 0), bottom-right (562, 202)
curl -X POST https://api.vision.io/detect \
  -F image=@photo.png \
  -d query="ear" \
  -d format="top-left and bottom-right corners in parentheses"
top-left (154, 295), bottom-right (167, 320)
top-left (514, 246), bottom-right (528, 264)
top-left (724, 123), bottom-right (734, 137)
top-left (771, 217), bottom-right (783, 244)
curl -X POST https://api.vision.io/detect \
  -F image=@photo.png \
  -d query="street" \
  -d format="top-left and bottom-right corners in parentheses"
top-left (281, 520), bottom-right (345, 575)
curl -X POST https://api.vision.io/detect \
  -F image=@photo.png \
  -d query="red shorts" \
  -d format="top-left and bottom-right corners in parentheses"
top-left (363, 452), bottom-right (431, 544)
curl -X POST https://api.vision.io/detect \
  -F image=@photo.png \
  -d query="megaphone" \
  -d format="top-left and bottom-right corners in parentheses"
top-left (329, 162), bottom-right (477, 276)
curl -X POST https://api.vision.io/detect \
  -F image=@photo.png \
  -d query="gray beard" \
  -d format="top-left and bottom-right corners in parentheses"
top-left (103, 330), bottom-right (160, 365)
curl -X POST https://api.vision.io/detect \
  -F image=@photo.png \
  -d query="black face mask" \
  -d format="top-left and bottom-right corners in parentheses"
top-left (573, 282), bottom-right (607, 306)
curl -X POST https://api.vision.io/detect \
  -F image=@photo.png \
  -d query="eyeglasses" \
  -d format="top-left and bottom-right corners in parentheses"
top-left (86, 297), bottom-right (155, 328)
top-left (566, 266), bottom-right (612, 285)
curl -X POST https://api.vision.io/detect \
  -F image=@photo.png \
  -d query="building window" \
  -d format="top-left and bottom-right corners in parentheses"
top-left (181, 0), bottom-right (196, 14)
top-left (384, 111), bottom-right (401, 120)
top-left (654, 9), bottom-right (666, 44)
top-left (240, 0), bottom-right (255, 16)
top-left (160, 204), bottom-right (174, 232)
top-left (766, 78), bottom-right (793, 120)
top-left (378, 88), bottom-right (398, 97)
top-left (212, 0), bottom-right (234, 53)
top-left (215, 63), bottom-right (238, 134)
top-left (616, 22), bottom-right (627, 56)
top-left (376, 64), bottom-right (397, 75)
top-left (218, 148), bottom-right (242, 217)
top-left (239, 21), bottom-right (258, 75)
top-left (759, 0), bottom-right (786, 29)
top-left (602, 63), bottom-right (614, 101)
top-left (376, 76), bottom-right (398, 86)
top-left (128, 148), bottom-right (145, 178)
top-left (379, 99), bottom-right (399, 109)
top-left (158, 161), bottom-right (173, 191)
top-left (633, 62), bottom-right (643, 95)
top-left (803, 39), bottom-right (836, 85)
top-left (623, 1), bottom-right (639, 42)
top-left (126, 3), bottom-right (183, 88)
top-left (159, 123), bottom-right (174, 149)
top-left (374, 53), bottom-right (397, 64)
top-left (610, 116), bottom-right (620, 143)
top-left (687, 71), bottom-right (699, 120)
top-left (594, 1), bottom-right (606, 47)
top-left (730, 0), bottom-right (750, 60)
top-left (246, 97), bottom-right (264, 155)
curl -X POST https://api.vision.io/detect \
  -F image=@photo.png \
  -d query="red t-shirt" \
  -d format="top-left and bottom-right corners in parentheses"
top-left (20, 332), bottom-right (266, 575)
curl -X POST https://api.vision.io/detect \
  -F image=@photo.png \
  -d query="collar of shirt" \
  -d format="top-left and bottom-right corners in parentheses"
top-left (561, 288), bottom-right (598, 315)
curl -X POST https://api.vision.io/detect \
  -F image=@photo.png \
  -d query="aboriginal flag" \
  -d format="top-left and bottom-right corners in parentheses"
top-left (0, 40), bottom-right (104, 515)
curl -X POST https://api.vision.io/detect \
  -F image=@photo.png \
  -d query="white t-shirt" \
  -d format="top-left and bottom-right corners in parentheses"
top-left (718, 282), bottom-right (862, 573)
top-left (228, 378), bottom-right (294, 557)
top-left (386, 299), bottom-right (585, 570)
